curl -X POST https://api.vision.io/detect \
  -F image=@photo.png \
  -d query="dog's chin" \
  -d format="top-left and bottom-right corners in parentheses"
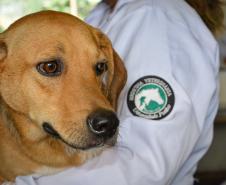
top-left (62, 138), bottom-right (105, 151)
top-left (63, 143), bottom-right (105, 162)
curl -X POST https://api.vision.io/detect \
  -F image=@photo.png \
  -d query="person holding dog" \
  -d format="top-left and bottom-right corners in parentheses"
top-left (11, 0), bottom-right (223, 185)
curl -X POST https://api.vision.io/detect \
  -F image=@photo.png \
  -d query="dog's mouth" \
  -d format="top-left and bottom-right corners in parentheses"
top-left (42, 122), bottom-right (115, 150)
top-left (61, 137), bottom-right (105, 150)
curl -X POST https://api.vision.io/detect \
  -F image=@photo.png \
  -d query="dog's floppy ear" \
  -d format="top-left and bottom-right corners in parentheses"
top-left (108, 49), bottom-right (127, 109)
top-left (93, 28), bottom-right (127, 110)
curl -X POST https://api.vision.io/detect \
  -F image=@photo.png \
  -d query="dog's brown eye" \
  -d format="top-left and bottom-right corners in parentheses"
top-left (95, 61), bottom-right (108, 76)
top-left (36, 59), bottom-right (63, 77)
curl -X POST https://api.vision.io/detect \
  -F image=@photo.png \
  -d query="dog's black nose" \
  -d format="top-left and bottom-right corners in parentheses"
top-left (42, 122), bottom-right (60, 138)
top-left (87, 109), bottom-right (119, 139)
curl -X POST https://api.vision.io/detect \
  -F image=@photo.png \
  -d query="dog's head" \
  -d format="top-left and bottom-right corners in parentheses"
top-left (0, 11), bottom-right (126, 166)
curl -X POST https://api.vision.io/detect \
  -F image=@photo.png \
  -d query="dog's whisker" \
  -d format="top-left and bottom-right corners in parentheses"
top-left (66, 126), bottom-right (78, 139)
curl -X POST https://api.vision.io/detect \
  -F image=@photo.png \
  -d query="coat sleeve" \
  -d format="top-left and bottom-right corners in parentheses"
top-left (12, 6), bottom-right (219, 185)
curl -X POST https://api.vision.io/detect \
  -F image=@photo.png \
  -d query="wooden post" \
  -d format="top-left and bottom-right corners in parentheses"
top-left (69, 0), bottom-right (78, 16)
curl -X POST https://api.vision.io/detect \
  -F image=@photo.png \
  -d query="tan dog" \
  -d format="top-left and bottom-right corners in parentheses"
top-left (0, 11), bottom-right (127, 182)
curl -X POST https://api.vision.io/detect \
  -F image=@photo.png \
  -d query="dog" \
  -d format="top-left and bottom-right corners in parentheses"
top-left (0, 11), bottom-right (127, 182)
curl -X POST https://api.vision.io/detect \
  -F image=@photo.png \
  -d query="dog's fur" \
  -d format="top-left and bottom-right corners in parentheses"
top-left (0, 0), bottom-right (224, 182)
top-left (0, 11), bottom-right (126, 181)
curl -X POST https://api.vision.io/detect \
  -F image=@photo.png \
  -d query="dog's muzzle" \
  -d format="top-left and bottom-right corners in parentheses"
top-left (42, 109), bottom-right (119, 150)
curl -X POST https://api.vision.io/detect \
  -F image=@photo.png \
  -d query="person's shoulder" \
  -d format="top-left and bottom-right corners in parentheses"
top-left (120, 0), bottom-right (186, 12)
top-left (116, 0), bottom-right (199, 29)
top-left (120, 0), bottom-right (201, 23)
top-left (119, 0), bottom-right (217, 50)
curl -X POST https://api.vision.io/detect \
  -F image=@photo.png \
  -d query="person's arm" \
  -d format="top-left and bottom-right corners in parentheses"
top-left (12, 6), bottom-right (219, 185)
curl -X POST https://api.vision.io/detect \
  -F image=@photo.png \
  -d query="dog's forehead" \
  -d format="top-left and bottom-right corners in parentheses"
top-left (9, 11), bottom-right (90, 31)
top-left (6, 11), bottom-right (97, 46)
top-left (3, 11), bottom-right (107, 61)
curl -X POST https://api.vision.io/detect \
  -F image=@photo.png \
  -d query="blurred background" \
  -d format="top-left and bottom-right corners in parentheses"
top-left (0, 0), bottom-right (226, 185)
top-left (0, 0), bottom-right (100, 32)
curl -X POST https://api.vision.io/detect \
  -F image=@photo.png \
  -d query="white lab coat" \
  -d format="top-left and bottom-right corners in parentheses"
top-left (11, 0), bottom-right (219, 184)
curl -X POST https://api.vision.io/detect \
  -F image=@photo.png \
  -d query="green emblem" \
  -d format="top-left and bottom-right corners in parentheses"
top-left (127, 76), bottom-right (175, 120)
top-left (135, 84), bottom-right (167, 114)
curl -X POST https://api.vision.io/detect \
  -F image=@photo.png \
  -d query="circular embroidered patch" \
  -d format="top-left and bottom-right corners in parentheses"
top-left (127, 76), bottom-right (175, 120)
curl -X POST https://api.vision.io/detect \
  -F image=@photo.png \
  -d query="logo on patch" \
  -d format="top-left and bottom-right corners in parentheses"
top-left (127, 76), bottom-right (175, 120)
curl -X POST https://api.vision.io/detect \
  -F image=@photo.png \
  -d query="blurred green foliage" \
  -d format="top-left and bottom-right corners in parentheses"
top-left (0, 26), bottom-right (4, 33)
top-left (0, 0), bottom-right (99, 32)
top-left (1, 0), bottom-right (99, 19)
top-left (40, 0), bottom-right (71, 13)
top-left (39, 0), bottom-right (98, 19)
top-left (77, 0), bottom-right (97, 19)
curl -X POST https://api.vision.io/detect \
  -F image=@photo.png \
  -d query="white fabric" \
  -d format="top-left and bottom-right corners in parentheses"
top-left (12, 0), bottom-right (219, 184)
